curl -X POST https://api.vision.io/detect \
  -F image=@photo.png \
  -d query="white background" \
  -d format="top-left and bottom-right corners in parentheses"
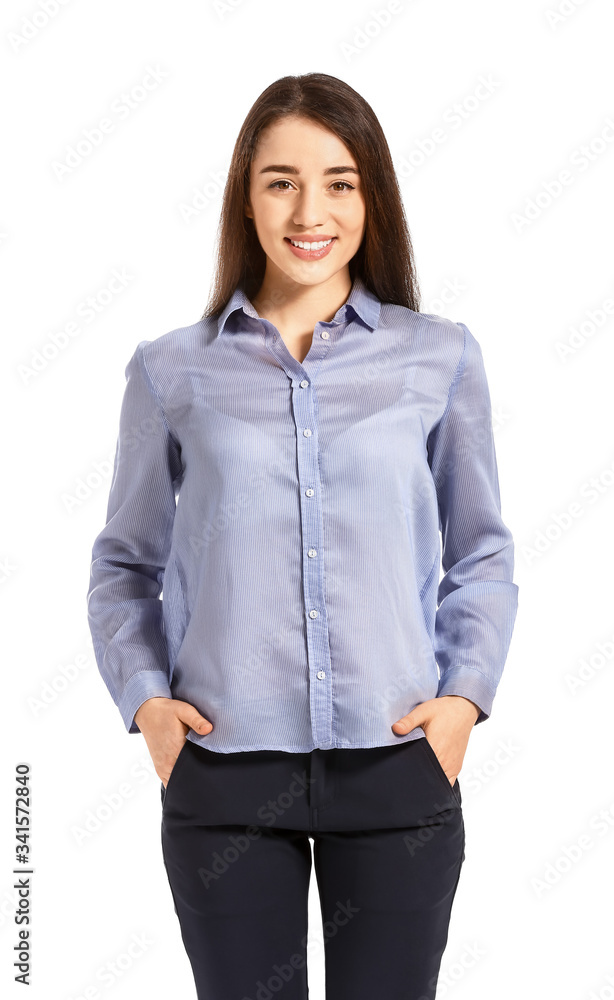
top-left (2, 0), bottom-right (614, 997)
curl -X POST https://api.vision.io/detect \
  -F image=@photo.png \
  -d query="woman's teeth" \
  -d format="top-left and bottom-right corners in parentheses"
top-left (289, 238), bottom-right (334, 249)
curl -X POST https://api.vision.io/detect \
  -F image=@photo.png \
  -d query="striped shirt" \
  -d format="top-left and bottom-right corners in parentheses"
top-left (86, 276), bottom-right (519, 753)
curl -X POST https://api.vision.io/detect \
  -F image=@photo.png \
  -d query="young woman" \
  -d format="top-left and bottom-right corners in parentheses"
top-left (87, 73), bottom-right (519, 1000)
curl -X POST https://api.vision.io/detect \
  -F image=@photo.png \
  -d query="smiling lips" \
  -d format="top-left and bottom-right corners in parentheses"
top-left (285, 236), bottom-right (337, 260)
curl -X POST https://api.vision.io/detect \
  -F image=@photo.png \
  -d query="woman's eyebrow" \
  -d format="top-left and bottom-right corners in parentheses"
top-left (258, 164), bottom-right (360, 176)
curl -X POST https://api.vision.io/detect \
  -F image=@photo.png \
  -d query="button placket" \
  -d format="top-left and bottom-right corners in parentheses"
top-left (292, 366), bottom-right (333, 748)
top-left (263, 317), bottom-right (344, 748)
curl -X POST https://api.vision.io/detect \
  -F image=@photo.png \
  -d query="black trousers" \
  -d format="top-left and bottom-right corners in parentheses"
top-left (160, 735), bottom-right (465, 1000)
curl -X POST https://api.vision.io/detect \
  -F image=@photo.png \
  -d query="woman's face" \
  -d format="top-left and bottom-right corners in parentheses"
top-left (246, 115), bottom-right (366, 290)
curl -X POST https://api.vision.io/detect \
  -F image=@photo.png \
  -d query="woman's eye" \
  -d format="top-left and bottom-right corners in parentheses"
top-left (268, 180), bottom-right (355, 192)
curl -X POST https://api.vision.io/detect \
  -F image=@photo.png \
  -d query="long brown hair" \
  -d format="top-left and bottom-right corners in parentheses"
top-left (202, 73), bottom-right (421, 319)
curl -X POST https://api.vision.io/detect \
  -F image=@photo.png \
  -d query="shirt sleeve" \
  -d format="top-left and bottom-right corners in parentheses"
top-left (86, 342), bottom-right (182, 734)
top-left (427, 322), bottom-right (519, 725)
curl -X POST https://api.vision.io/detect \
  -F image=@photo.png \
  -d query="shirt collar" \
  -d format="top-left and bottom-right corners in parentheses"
top-left (216, 275), bottom-right (381, 338)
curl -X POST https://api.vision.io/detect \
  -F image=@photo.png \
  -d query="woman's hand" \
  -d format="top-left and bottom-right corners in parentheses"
top-left (391, 695), bottom-right (480, 786)
top-left (134, 697), bottom-right (213, 787)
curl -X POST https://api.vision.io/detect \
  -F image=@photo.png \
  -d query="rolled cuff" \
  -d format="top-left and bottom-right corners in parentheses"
top-left (118, 670), bottom-right (173, 734)
top-left (436, 665), bottom-right (498, 726)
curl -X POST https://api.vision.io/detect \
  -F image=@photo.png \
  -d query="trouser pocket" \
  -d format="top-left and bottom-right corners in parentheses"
top-left (420, 736), bottom-right (462, 808)
top-left (161, 739), bottom-right (191, 807)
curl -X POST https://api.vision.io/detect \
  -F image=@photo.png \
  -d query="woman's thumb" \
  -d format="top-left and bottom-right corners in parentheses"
top-left (176, 703), bottom-right (213, 734)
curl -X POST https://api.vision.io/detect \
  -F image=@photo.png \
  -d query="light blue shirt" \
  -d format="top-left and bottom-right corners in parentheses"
top-left (86, 276), bottom-right (519, 753)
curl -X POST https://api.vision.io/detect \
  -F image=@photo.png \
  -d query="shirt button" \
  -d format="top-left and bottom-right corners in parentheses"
top-left (317, 670), bottom-right (326, 680)
top-left (303, 428), bottom-right (312, 437)
top-left (309, 609), bottom-right (318, 619)
top-left (307, 548), bottom-right (317, 558)
top-left (321, 331), bottom-right (330, 340)
top-left (305, 488), bottom-right (314, 497)
top-left (300, 379), bottom-right (309, 388)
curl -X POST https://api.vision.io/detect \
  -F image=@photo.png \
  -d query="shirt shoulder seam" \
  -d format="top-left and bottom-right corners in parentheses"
top-left (136, 342), bottom-right (181, 445)
top-left (438, 321), bottom-right (468, 424)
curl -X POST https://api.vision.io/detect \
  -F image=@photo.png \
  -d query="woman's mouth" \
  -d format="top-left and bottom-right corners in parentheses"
top-left (284, 237), bottom-right (337, 260)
